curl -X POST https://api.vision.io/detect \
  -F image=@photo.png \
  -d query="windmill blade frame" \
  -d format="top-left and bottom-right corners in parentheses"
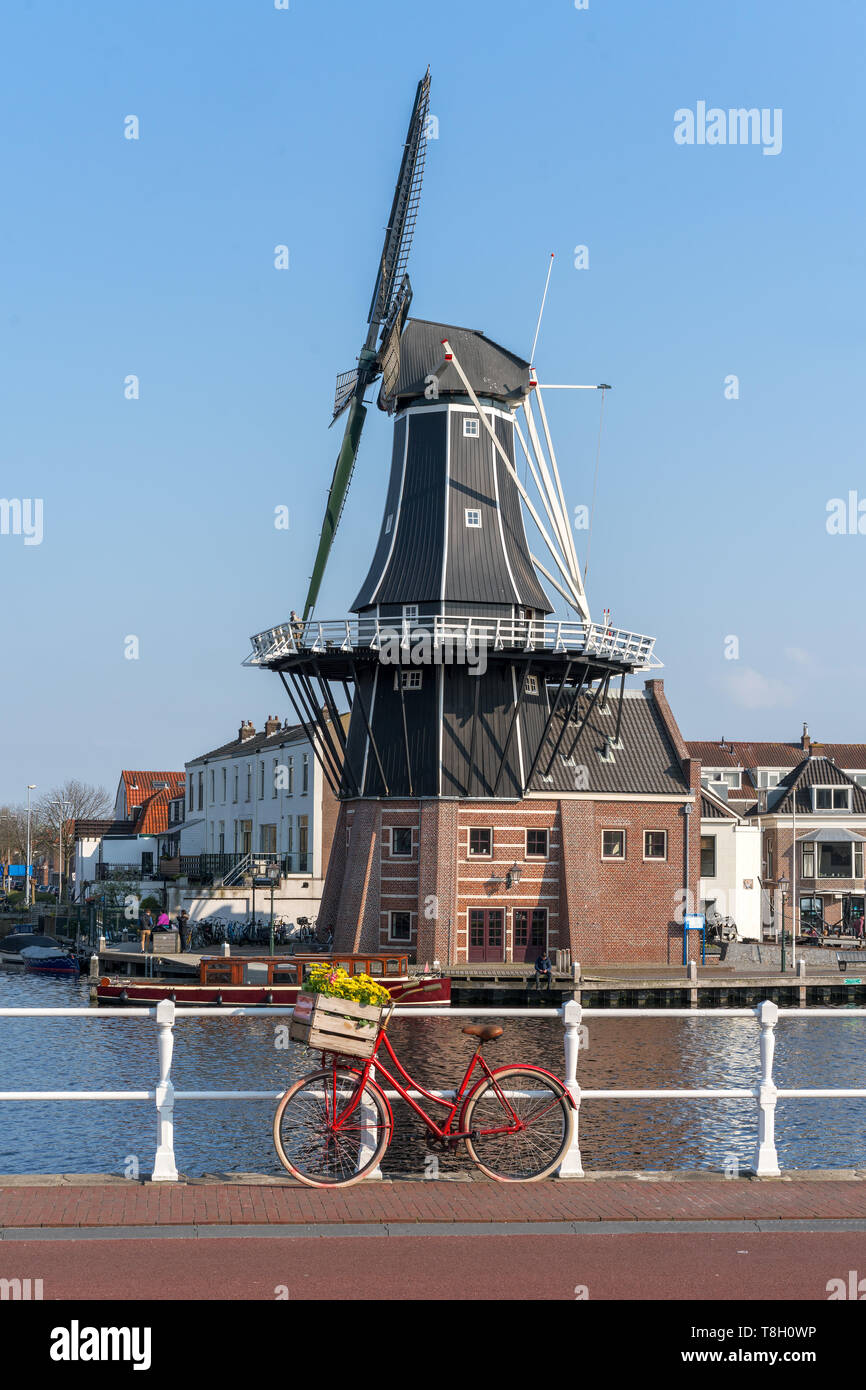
top-left (302, 70), bottom-right (432, 622)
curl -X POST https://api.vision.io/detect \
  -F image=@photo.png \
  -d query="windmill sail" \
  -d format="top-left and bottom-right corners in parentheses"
top-left (302, 70), bottom-right (431, 623)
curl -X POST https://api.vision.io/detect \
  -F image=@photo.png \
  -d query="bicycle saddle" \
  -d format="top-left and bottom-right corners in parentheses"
top-left (462, 1024), bottom-right (504, 1042)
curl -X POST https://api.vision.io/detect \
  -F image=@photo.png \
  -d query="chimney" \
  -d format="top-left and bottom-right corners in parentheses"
top-left (264, 715), bottom-right (281, 736)
top-left (801, 721), bottom-right (811, 753)
top-left (238, 720), bottom-right (256, 741)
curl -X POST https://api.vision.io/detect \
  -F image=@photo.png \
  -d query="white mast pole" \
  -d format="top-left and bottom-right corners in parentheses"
top-left (530, 252), bottom-right (555, 366)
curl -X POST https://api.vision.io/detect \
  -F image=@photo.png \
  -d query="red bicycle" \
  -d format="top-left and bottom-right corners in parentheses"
top-left (273, 995), bottom-right (575, 1186)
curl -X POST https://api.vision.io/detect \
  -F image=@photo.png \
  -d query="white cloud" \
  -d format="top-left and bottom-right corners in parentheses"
top-left (724, 666), bottom-right (794, 710)
top-left (784, 647), bottom-right (812, 666)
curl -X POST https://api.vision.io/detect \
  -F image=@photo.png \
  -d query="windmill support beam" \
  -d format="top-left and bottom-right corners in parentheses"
top-left (397, 672), bottom-right (414, 797)
top-left (466, 668), bottom-right (482, 796)
top-left (523, 660), bottom-right (573, 790)
top-left (350, 662), bottom-right (390, 797)
top-left (294, 668), bottom-right (346, 792)
top-left (563, 672), bottom-right (610, 765)
top-left (313, 662), bottom-right (359, 797)
top-left (296, 667), bottom-right (345, 787)
top-left (493, 662), bottom-right (532, 797)
top-left (613, 671), bottom-right (627, 747)
top-left (278, 672), bottom-right (340, 799)
top-left (543, 667), bottom-right (588, 777)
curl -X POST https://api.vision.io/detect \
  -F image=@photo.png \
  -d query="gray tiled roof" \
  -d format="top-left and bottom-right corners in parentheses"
top-left (528, 692), bottom-right (689, 796)
top-left (187, 722), bottom-right (307, 765)
top-left (769, 755), bottom-right (866, 816)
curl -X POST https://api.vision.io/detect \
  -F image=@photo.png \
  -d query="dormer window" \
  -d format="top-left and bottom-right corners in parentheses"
top-left (463, 417), bottom-right (480, 437)
top-left (385, 513), bottom-right (393, 534)
top-left (754, 770), bottom-right (782, 789)
top-left (813, 786), bottom-right (851, 812)
top-left (701, 769), bottom-right (741, 791)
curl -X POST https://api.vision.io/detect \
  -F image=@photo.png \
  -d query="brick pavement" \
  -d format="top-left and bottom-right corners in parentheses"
top-left (1, 1174), bottom-right (866, 1230)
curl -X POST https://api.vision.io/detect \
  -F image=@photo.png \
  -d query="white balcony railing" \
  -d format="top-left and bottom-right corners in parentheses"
top-left (243, 615), bottom-right (660, 670)
top-left (2, 1001), bottom-right (865, 1182)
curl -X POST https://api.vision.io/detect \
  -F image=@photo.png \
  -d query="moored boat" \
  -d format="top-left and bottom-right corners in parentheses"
top-left (22, 945), bottom-right (80, 977)
top-left (1, 933), bottom-right (72, 968)
top-left (95, 951), bottom-right (450, 1008)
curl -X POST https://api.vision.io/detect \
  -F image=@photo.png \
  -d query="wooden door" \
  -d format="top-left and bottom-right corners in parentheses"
top-left (513, 908), bottom-right (548, 964)
top-left (468, 908), bottom-right (505, 962)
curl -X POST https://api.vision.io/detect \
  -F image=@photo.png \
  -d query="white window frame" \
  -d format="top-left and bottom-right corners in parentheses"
top-left (395, 669), bottom-right (423, 691)
top-left (464, 508), bottom-right (482, 528)
top-left (643, 830), bottom-right (668, 861)
top-left (601, 829), bottom-right (626, 861)
top-left (812, 785), bottom-right (851, 812)
top-left (755, 770), bottom-right (782, 789)
top-left (463, 416), bottom-right (480, 437)
top-left (702, 769), bottom-right (742, 791)
top-left (468, 827), bottom-right (493, 859)
top-left (525, 675), bottom-right (539, 695)
top-left (525, 827), bottom-right (548, 858)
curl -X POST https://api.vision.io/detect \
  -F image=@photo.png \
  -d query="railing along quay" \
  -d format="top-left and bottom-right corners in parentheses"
top-left (1, 1002), bottom-right (865, 1182)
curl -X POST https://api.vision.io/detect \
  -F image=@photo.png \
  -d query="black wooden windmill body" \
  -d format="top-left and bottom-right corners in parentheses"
top-left (245, 70), bottom-right (658, 808)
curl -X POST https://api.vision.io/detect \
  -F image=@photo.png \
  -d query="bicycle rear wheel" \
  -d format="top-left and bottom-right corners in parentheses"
top-left (461, 1067), bottom-right (573, 1182)
top-left (273, 1066), bottom-right (392, 1187)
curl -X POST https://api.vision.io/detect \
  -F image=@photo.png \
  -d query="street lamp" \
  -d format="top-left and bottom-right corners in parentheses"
top-left (25, 785), bottom-right (36, 909)
top-left (778, 876), bottom-right (789, 973)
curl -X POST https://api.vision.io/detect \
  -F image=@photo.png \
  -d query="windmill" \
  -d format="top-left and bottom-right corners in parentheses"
top-left (302, 68), bottom-right (431, 624)
top-left (244, 71), bottom-right (663, 961)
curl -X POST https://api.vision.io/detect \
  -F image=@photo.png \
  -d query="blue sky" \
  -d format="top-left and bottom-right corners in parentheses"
top-left (1, 0), bottom-right (864, 802)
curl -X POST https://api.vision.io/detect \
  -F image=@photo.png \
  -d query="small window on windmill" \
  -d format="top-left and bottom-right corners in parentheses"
top-left (525, 676), bottom-right (539, 696)
top-left (385, 513), bottom-right (393, 534)
top-left (465, 508), bottom-right (482, 529)
top-left (463, 417), bottom-right (480, 438)
top-left (395, 669), bottom-right (423, 692)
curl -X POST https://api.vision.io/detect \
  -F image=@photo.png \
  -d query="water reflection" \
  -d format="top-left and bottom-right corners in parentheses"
top-left (1, 971), bottom-right (864, 1176)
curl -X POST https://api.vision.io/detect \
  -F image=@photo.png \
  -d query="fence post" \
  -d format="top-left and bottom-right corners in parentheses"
top-left (751, 999), bottom-right (781, 1177)
top-left (558, 999), bottom-right (584, 1176)
top-left (152, 999), bottom-right (178, 1182)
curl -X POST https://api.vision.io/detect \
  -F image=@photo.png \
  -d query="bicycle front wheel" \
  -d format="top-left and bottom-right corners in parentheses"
top-left (462, 1067), bottom-right (573, 1182)
top-left (273, 1066), bottom-right (392, 1187)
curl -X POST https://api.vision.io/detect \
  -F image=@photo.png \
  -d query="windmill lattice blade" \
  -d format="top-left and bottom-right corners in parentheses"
top-left (303, 398), bottom-right (367, 622)
top-left (331, 368), bottom-right (359, 425)
top-left (367, 69), bottom-right (430, 333)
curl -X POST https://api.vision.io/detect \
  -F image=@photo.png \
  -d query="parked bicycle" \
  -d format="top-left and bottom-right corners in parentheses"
top-left (273, 987), bottom-right (574, 1186)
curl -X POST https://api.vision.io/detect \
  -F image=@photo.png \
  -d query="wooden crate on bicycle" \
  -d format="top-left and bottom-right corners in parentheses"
top-left (289, 991), bottom-right (382, 1058)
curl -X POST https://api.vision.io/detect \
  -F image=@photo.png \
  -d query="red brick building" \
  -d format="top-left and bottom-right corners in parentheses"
top-left (320, 678), bottom-right (701, 966)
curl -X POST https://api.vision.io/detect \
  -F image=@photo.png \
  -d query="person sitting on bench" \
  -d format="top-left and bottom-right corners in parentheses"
top-left (534, 951), bottom-right (553, 989)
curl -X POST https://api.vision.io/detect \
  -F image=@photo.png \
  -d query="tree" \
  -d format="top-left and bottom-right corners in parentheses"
top-left (36, 780), bottom-right (112, 899)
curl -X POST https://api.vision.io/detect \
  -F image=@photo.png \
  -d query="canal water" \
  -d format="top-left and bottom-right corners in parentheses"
top-left (1, 971), bottom-right (864, 1177)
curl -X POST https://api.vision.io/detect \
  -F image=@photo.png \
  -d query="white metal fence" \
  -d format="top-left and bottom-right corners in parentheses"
top-left (1, 1000), bottom-right (865, 1181)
